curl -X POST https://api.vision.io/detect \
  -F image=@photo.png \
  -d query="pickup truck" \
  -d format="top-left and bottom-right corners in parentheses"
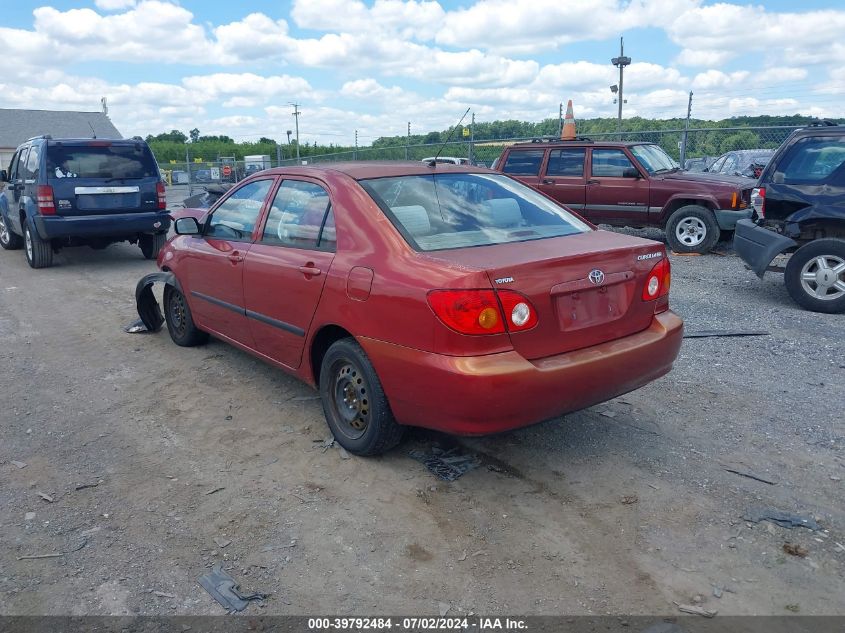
top-left (493, 139), bottom-right (754, 254)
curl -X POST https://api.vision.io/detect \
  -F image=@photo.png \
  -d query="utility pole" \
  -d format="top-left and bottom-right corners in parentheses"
top-left (406, 121), bottom-right (410, 160)
top-left (276, 143), bottom-right (282, 167)
top-left (290, 103), bottom-right (301, 162)
top-left (354, 130), bottom-right (358, 161)
top-left (469, 112), bottom-right (475, 164)
top-left (680, 91), bottom-right (693, 167)
top-left (611, 37), bottom-right (631, 137)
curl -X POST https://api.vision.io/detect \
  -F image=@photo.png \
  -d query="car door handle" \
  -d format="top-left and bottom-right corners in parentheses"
top-left (542, 179), bottom-right (555, 185)
top-left (227, 252), bottom-right (244, 264)
top-left (298, 265), bottom-right (322, 276)
top-left (587, 179), bottom-right (600, 185)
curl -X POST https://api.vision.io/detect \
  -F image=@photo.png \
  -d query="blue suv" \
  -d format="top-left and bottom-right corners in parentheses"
top-left (0, 136), bottom-right (170, 268)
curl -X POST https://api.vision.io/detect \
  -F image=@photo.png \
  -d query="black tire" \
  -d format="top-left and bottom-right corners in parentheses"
top-left (784, 238), bottom-right (845, 314)
top-left (665, 205), bottom-right (720, 254)
top-left (319, 338), bottom-right (404, 456)
top-left (0, 213), bottom-right (23, 250)
top-left (163, 285), bottom-right (209, 346)
top-left (23, 218), bottom-right (53, 269)
top-left (140, 232), bottom-right (167, 260)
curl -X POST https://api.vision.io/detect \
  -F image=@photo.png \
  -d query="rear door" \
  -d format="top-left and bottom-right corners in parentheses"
top-left (243, 179), bottom-right (336, 369)
top-left (180, 178), bottom-right (276, 346)
top-left (536, 147), bottom-right (587, 211)
top-left (500, 148), bottom-right (546, 189)
top-left (46, 141), bottom-right (160, 216)
top-left (585, 148), bottom-right (649, 225)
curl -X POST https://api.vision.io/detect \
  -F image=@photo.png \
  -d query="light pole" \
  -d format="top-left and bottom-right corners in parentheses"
top-left (611, 37), bottom-right (631, 136)
top-left (290, 103), bottom-right (301, 162)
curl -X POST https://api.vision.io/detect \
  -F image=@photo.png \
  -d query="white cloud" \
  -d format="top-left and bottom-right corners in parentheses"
top-left (94, 0), bottom-right (137, 10)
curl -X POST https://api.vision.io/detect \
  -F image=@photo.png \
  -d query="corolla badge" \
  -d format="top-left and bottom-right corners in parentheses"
top-left (588, 269), bottom-right (605, 285)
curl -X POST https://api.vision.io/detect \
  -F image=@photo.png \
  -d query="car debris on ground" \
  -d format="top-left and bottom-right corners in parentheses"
top-left (197, 563), bottom-right (269, 613)
top-left (743, 507), bottom-right (821, 531)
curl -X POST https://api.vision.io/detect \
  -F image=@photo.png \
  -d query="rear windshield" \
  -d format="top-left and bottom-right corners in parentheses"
top-left (773, 136), bottom-right (845, 185)
top-left (47, 143), bottom-right (158, 180)
top-left (359, 173), bottom-right (591, 252)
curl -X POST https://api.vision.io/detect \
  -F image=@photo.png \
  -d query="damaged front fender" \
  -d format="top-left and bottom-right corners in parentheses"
top-left (135, 271), bottom-right (183, 332)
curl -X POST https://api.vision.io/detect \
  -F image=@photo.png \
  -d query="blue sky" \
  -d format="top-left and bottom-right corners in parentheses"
top-left (2, 1), bottom-right (844, 145)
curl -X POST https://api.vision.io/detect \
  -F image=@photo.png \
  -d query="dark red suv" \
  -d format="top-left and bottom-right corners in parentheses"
top-left (493, 139), bottom-right (754, 254)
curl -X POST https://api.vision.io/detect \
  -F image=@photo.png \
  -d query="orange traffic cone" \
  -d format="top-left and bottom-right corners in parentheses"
top-left (561, 100), bottom-right (576, 140)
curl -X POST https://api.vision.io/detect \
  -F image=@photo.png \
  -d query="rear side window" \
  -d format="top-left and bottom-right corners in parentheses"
top-left (546, 148), bottom-right (585, 177)
top-left (46, 143), bottom-right (158, 180)
top-left (502, 150), bottom-right (544, 175)
top-left (774, 136), bottom-right (845, 185)
top-left (23, 145), bottom-right (40, 179)
top-left (261, 180), bottom-right (334, 250)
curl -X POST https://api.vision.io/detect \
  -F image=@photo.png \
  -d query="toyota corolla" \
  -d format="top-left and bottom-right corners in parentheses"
top-left (135, 162), bottom-right (683, 455)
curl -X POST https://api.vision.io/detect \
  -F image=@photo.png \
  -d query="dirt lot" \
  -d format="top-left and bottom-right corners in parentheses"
top-left (1, 229), bottom-right (843, 618)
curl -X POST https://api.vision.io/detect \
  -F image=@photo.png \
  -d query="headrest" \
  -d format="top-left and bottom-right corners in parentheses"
top-left (479, 198), bottom-right (522, 228)
top-left (391, 205), bottom-right (431, 236)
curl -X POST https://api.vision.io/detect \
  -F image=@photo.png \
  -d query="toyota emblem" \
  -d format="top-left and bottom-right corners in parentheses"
top-left (588, 269), bottom-right (605, 285)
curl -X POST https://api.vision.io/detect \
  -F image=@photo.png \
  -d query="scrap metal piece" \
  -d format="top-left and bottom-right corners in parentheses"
top-left (684, 330), bottom-right (769, 339)
top-left (124, 318), bottom-right (148, 334)
top-left (197, 563), bottom-right (268, 613)
top-left (409, 446), bottom-right (481, 481)
top-left (744, 507), bottom-right (820, 531)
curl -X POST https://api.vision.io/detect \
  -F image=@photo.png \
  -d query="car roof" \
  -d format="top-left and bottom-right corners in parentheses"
top-left (507, 140), bottom-right (654, 149)
top-left (258, 161), bottom-right (490, 180)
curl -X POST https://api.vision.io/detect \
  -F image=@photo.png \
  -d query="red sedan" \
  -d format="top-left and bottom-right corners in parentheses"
top-left (136, 162), bottom-right (683, 455)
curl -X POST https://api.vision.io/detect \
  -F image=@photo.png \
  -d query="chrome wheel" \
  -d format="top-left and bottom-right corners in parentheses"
top-left (675, 216), bottom-right (707, 247)
top-left (0, 216), bottom-right (8, 245)
top-left (799, 254), bottom-right (845, 301)
top-left (24, 225), bottom-right (33, 261)
top-left (329, 361), bottom-right (370, 440)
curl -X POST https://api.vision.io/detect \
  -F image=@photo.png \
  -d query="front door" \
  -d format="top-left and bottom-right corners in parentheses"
top-left (243, 179), bottom-right (336, 368)
top-left (585, 148), bottom-right (650, 226)
top-left (180, 178), bottom-right (276, 346)
top-left (537, 147), bottom-right (587, 212)
top-left (5, 149), bottom-right (25, 233)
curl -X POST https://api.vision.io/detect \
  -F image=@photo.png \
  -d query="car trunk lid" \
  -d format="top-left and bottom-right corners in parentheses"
top-left (426, 230), bottom-right (668, 359)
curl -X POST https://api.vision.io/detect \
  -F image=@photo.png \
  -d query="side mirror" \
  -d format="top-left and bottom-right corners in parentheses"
top-left (0, 170), bottom-right (7, 182)
top-left (622, 167), bottom-right (641, 179)
top-left (174, 216), bottom-right (201, 235)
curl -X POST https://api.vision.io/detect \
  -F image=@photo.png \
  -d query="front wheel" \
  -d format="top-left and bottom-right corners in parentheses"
top-left (139, 232), bottom-right (167, 260)
top-left (0, 213), bottom-right (23, 250)
top-left (665, 205), bottom-right (720, 254)
top-left (163, 285), bottom-right (209, 346)
top-left (23, 219), bottom-right (53, 268)
top-left (784, 239), bottom-right (845, 313)
top-left (319, 338), bottom-right (404, 456)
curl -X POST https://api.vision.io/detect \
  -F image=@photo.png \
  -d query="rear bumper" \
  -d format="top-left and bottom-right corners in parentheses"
top-left (714, 208), bottom-right (752, 231)
top-left (734, 218), bottom-right (797, 278)
top-left (360, 310), bottom-right (684, 435)
top-left (34, 211), bottom-right (171, 240)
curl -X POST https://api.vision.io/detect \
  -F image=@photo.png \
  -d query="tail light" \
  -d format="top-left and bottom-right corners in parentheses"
top-left (156, 181), bottom-right (167, 210)
top-left (642, 257), bottom-right (671, 313)
top-left (751, 187), bottom-right (765, 219)
top-left (36, 185), bottom-right (56, 215)
top-left (427, 289), bottom-right (538, 335)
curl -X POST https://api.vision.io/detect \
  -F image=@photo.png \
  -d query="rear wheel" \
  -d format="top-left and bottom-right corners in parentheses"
top-left (163, 285), bottom-right (209, 346)
top-left (784, 239), bottom-right (845, 314)
top-left (140, 232), bottom-right (167, 260)
top-left (319, 338), bottom-right (403, 456)
top-left (0, 214), bottom-right (23, 250)
top-left (665, 205), bottom-right (720, 254)
top-left (23, 219), bottom-right (53, 268)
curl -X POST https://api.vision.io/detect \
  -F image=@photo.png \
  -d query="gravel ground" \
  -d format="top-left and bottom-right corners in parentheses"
top-left (0, 227), bottom-right (843, 618)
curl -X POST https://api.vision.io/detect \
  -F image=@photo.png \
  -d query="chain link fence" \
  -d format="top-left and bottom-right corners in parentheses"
top-left (159, 125), bottom-right (802, 202)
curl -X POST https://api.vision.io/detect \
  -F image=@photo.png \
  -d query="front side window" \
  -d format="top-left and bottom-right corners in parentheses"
top-left (546, 148), bottom-right (585, 177)
top-left (360, 172), bottom-right (591, 252)
top-left (774, 136), bottom-right (845, 185)
top-left (46, 143), bottom-right (158, 180)
top-left (206, 179), bottom-right (274, 241)
top-left (261, 180), bottom-right (333, 250)
top-left (629, 144), bottom-right (677, 174)
top-left (502, 150), bottom-right (545, 175)
top-left (591, 149), bottom-right (637, 177)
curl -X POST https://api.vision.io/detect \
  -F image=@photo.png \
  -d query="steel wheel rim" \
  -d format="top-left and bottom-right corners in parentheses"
top-left (24, 226), bottom-right (33, 260)
top-left (0, 216), bottom-right (8, 245)
top-left (329, 360), bottom-right (370, 440)
top-left (169, 291), bottom-right (187, 336)
top-left (799, 254), bottom-right (845, 301)
top-left (676, 217), bottom-right (707, 247)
